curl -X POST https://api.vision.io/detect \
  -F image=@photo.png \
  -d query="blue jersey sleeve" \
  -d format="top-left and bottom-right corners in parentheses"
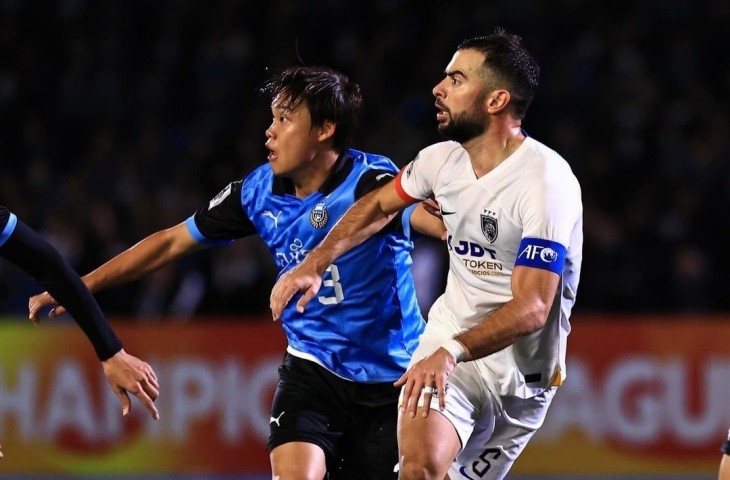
top-left (189, 180), bottom-right (257, 244)
top-left (401, 204), bottom-right (417, 240)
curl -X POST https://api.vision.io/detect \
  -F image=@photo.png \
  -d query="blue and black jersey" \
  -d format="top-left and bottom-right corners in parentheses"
top-left (187, 149), bottom-right (425, 382)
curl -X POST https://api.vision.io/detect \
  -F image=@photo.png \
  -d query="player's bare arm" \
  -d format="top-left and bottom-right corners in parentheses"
top-left (455, 265), bottom-right (559, 359)
top-left (409, 201), bottom-right (447, 240)
top-left (29, 222), bottom-right (202, 322)
top-left (721, 455), bottom-right (730, 480)
top-left (269, 180), bottom-right (412, 319)
top-left (396, 265), bottom-right (559, 418)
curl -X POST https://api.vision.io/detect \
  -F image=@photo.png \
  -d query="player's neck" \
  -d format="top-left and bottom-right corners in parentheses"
top-left (291, 149), bottom-right (340, 198)
top-left (462, 124), bottom-right (524, 178)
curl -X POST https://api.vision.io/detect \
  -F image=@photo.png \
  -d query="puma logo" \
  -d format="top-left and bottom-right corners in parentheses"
top-left (375, 172), bottom-right (393, 182)
top-left (269, 411), bottom-right (285, 427)
top-left (263, 210), bottom-right (281, 228)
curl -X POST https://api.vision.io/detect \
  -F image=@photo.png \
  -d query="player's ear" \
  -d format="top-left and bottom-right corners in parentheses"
top-left (486, 89), bottom-right (510, 114)
top-left (317, 120), bottom-right (336, 143)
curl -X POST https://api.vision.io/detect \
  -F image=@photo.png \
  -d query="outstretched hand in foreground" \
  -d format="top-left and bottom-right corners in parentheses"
top-left (102, 348), bottom-right (160, 420)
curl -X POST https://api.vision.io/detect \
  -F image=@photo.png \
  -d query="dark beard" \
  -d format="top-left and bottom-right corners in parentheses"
top-left (438, 111), bottom-right (484, 143)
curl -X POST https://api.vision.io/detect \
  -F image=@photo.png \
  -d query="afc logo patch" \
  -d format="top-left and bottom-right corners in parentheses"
top-left (480, 212), bottom-right (498, 243)
top-left (310, 202), bottom-right (329, 228)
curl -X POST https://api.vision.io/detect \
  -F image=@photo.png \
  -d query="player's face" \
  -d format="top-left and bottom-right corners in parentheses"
top-left (432, 48), bottom-right (489, 143)
top-left (265, 96), bottom-right (321, 178)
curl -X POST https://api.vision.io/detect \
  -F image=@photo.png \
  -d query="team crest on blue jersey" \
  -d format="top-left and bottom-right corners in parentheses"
top-left (310, 202), bottom-right (329, 228)
top-left (481, 212), bottom-right (498, 243)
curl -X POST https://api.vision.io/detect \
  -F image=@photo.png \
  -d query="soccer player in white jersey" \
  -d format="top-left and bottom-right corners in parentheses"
top-left (271, 27), bottom-right (583, 480)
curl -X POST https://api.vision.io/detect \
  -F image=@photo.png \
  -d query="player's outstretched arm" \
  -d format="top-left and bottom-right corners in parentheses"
top-left (29, 222), bottom-right (202, 321)
top-left (2, 219), bottom-right (124, 360)
top-left (0, 218), bottom-right (160, 420)
top-left (269, 180), bottom-right (411, 319)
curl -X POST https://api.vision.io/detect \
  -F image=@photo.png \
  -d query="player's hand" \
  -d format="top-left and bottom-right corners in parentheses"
top-left (0, 442), bottom-right (3, 459)
top-left (28, 291), bottom-right (66, 324)
top-left (102, 349), bottom-right (160, 420)
top-left (269, 260), bottom-right (324, 321)
top-left (394, 347), bottom-right (457, 418)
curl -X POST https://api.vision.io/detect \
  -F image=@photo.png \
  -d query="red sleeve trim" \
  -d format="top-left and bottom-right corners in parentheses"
top-left (394, 170), bottom-right (419, 203)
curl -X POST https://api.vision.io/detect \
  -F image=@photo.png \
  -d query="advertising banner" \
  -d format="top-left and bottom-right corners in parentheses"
top-left (513, 315), bottom-right (730, 476)
top-left (0, 319), bottom-right (285, 474)
top-left (1, 314), bottom-right (729, 475)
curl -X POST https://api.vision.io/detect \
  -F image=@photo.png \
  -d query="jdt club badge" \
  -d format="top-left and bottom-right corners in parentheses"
top-left (481, 210), bottom-right (498, 243)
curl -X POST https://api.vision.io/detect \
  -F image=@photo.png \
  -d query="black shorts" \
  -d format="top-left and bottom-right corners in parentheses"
top-left (268, 353), bottom-right (400, 480)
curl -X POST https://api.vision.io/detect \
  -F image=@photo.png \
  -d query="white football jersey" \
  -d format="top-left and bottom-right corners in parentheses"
top-left (395, 138), bottom-right (583, 398)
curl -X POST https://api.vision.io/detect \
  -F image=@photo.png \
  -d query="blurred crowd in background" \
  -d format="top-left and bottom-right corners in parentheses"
top-left (1, 0), bottom-right (728, 319)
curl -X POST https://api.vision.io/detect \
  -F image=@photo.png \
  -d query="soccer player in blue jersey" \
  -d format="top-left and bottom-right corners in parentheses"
top-left (0, 206), bottom-right (159, 458)
top-left (28, 66), bottom-right (444, 479)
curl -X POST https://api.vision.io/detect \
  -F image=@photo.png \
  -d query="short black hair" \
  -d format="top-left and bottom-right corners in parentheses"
top-left (261, 66), bottom-right (362, 152)
top-left (458, 28), bottom-right (540, 119)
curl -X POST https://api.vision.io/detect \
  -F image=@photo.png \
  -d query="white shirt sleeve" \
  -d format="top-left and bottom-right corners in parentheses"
top-left (519, 157), bottom-right (582, 246)
top-left (395, 141), bottom-right (459, 202)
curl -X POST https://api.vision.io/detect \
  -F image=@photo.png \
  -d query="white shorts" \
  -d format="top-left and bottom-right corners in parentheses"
top-left (403, 321), bottom-right (556, 480)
